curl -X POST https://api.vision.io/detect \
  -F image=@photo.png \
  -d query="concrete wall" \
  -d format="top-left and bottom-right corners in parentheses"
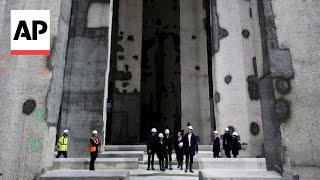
top-left (180, 0), bottom-right (210, 144)
top-left (59, 0), bottom-right (109, 157)
top-left (211, 0), bottom-right (263, 157)
top-left (0, 0), bottom-right (72, 179)
top-left (256, 0), bottom-right (320, 178)
top-left (107, 0), bottom-right (143, 144)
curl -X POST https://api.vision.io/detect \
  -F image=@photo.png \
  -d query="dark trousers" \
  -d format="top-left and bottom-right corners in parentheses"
top-left (165, 154), bottom-right (172, 167)
top-left (185, 148), bottom-right (193, 164)
top-left (224, 148), bottom-right (231, 158)
top-left (90, 152), bottom-right (98, 170)
top-left (176, 152), bottom-right (184, 165)
top-left (56, 151), bottom-right (67, 158)
top-left (147, 153), bottom-right (155, 168)
top-left (158, 155), bottom-right (165, 171)
top-left (213, 151), bottom-right (220, 158)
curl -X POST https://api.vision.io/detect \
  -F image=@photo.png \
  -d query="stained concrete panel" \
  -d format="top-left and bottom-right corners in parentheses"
top-left (180, 0), bottom-right (210, 144)
top-left (271, 0), bottom-right (320, 178)
top-left (0, 0), bottom-right (72, 179)
top-left (212, 0), bottom-right (263, 157)
top-left (59, 0), bottom-right (109, 157)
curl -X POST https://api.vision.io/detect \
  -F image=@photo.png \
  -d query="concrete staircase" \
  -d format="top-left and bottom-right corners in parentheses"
top-left (39, 146), bottom-right (289, 180)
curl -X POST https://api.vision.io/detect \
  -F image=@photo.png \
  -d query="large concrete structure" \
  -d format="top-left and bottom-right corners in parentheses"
top-left (0, 0), bottom-right (320, 179)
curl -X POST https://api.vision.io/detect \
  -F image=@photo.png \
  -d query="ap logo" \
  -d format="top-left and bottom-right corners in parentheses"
top-left (11, 10), bottom-right (50, 55)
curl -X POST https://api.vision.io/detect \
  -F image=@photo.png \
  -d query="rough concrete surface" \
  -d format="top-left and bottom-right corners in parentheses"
top-left (0, 0), bottom-right (71, 179)
top-left (212, 0), bottom-right (263, 157)
top-left (271, 0), bottom-right (320, 178)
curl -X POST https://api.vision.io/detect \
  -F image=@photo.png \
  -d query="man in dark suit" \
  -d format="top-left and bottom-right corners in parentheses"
top-left (147, 128), bottom-right (158, 170)
top-left (174, 131), bottom-right (184, 170)
top-left (223, 127), bottom-right (232, 158)
top-left (183, 126), bottom-right (198, 173)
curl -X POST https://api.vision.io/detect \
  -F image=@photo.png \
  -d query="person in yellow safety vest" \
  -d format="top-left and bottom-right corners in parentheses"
top-left (56, 130), bottom-right (68, 158)
top-left (89, 130), bottom-right (101, 170)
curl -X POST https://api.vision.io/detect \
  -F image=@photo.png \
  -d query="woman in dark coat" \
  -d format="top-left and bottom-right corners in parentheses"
top-left (231, 132), bottom-right (240, 158)
top-left (157, 133), bottom-right (167, 171)
top-left (212, 131), bottom-right (220, 158)
top-left (174, 131), bottom-right (184, 170)
top-left (164, 129), bottom-right (173, 170)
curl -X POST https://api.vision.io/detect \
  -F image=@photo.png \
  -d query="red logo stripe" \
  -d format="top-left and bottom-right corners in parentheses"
top-left (11, 50), bottom-right (50, 55)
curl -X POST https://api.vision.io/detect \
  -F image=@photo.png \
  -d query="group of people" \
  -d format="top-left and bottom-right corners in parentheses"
top-left (56, 129), bottom-right (101, 170)
top-left (55, 126), bottom-right (241, 172)
top-left (212, 127), bottom-right (241, 158)
top-left (147, 126), bottom-right (198, 173)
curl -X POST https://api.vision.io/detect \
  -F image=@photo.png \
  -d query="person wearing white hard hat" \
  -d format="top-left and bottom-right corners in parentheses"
top-left (56, 129), bottom-right (69, 158)
top-left (157, 133), bottom-right (166, 171)
top-left (222, 127), bottom-right (232, 158)
top-left (231, 132), bottom-right (241, 158)
top-left (174, 131), bottom-right (184, 170)
top-left (164, 129), bottom-right (173, 170)
top-left (212, 130), bottom-right (220, 158)
top-left (147, 128), bottom-right (158, 170)
top-left (183, 125), bottom-right (198, 173)
top-left (89, 130), bottom-right (101, 170)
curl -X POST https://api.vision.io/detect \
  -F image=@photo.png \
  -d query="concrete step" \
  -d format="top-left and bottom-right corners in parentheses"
top-left (196, 158), bottom-right (267, 170)
top-left (199, 169), bottom-right (284, 180)
top-left (36, 170), bottom-right (129, 180)
top-left (100, 151), bottom-right (144, 161)
top-left (53, 158), bottom-right (138, 170)
top-left (104, 145), bottom-right (213, 151)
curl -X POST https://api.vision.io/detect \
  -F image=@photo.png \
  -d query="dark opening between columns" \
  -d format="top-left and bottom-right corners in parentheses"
top-left (140, 0), bottom-right (181, 142)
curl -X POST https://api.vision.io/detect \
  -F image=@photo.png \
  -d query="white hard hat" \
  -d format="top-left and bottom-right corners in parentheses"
top-left (92, 130), bottom-right (98, 135)
top-left (188, 126), bottom-right (193, 130)
top-left (232, 132), bottom-right (238, 136)
top-left (178, 142), bottom-right (183, 148)
top-left (63, 130), bottom-right (68, 133)
top-left (151, 128), bottom-right (157, 133)
top-left (213, 130), bottom-right (218, 134)
top-left (165, 129), bottom-right (170, 134)
top-left (158, 133), bottom-right (164, 138)
top-left (225, 127), bottom-right (229, 132)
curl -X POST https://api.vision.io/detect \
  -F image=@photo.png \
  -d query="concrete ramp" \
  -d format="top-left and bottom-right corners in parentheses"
top-left (53, 158), bottom-right (138, 170)
top-left (196, 158), bottom-right (266, 170)
top-left (100, 151), bottom-right (144, 161)
top-left (36, 170), bottom-right (129, 180)
top-left (198, 170), bottom-right (284, 180)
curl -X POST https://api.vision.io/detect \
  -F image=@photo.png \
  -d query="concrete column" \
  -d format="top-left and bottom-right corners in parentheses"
top-left (180, 0), bottom-right (210, 144)
top-left (0, 0), bottom-right (72, 179)
top-left (212, 0), bottom-right (263, 157)
top-left (108, 0), bottom-right (143, 144)
top-left (59, 0), bottom-right (110, 156)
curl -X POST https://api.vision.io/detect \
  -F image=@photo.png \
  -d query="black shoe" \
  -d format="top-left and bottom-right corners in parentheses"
top-left (147, 167), bottom-right (150, 170)
top-left (190, 163), bottom-right (194, 173)
top-left (177, 165), bottom-right (180, 168)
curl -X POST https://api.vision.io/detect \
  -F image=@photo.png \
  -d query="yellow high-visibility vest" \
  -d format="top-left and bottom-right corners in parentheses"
top-left (57, 136), bottom-right (68, 151)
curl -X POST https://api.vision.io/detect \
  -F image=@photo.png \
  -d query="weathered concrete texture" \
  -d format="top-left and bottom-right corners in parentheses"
top-left (36, 170), bottom-right (130, 180)
top-left (0, 0), bottom-right (71, 179)
top-left (59, 0), bottom-right (109, 157)
top-left (86, 2), bottom-right (110, 28)
top-left (180, 0), bottom-right (210, 144)
top-left (212, 0), bottom-right (263, 157)
top-left (271, 0), bottom-right (320, 178)
top-left (106, 0), bottom-right (142, 144)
